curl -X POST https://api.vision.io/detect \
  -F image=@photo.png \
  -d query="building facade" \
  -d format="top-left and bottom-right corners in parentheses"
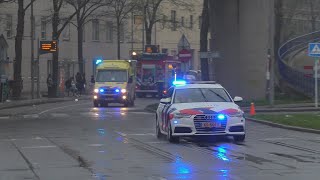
top-left (0, 0), bottom-right (202, 95)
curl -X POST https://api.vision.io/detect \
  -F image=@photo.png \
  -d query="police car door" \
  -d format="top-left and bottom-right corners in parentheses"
top-left (161, 87), bottom-right (174, 132)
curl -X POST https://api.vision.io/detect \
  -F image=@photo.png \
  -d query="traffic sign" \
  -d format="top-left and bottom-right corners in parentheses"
top-left (39, 40), bottom-right (57, 54)
top-left (308, 43), bottom-right (320, 57)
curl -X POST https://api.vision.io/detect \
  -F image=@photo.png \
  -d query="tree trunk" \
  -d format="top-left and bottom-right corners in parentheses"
top-left (117, 20), bottom-right (121, 59)
top-left (13, 0), bottom-right (25, 97)
top-left (200, 0), bottom-right (209, 81)
top-left (50, 4), bottom-right (59, 98)
top-left (77, 25), bottom-right (84, 73)
top-left (145, 27), bottom-right (152, 45)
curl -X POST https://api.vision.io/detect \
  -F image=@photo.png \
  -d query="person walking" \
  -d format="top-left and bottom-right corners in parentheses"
top-left (46, 74), bottom-right (53, 96)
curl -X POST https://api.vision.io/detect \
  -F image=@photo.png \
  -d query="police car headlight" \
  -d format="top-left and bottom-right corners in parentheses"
top-left (174, 113), bottom-right (192, 119)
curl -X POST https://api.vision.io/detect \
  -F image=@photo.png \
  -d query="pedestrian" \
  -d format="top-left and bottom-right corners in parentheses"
top-left (47, 74), bottom-right (53, 96)
top-left (82, 73), bottom-right (86, 94)
top-left (75, 72), bottom-right (83, 95)
top-left (65, 78), bottom-right (72, 96)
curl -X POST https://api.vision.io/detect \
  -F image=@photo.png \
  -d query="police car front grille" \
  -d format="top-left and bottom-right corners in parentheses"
top-left (193, 114), bottom-right (227, 132)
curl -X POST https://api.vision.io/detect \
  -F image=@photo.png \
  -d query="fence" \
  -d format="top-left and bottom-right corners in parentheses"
top-left (278, 30), bottom-right (320, 97)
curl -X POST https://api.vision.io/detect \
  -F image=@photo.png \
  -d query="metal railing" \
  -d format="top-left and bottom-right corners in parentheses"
top-left (278, 30), bottom-right (320, 97)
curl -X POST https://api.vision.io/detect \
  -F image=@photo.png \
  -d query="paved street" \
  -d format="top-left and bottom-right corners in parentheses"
top-left (0, 98), bottom-right (320, 180)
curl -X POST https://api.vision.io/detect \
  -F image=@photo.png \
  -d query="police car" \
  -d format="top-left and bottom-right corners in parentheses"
top-left (156, 80), bottom-right (245, 143)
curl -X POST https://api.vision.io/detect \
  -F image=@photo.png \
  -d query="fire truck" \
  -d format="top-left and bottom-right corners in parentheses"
top-left (135, 53), bottom-right (183, 98)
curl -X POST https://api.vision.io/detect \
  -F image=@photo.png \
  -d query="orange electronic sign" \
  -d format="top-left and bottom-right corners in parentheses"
top-left (40, 41), bottom-right (58, 54)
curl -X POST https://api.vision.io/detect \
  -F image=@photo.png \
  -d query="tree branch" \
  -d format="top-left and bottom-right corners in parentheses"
top-left (24, 0), bottom-right (36, 12)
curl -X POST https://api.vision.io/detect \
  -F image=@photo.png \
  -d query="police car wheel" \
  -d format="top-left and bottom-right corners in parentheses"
top-left (156, 119), bottom-right (162, 139)
top-left (234, 135), bottom-right (245, 142)
top-left (167, 124), bottom-right (179, 143)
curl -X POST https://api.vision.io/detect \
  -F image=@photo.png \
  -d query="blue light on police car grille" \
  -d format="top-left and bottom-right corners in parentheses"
top-left (99, 89), bottom-right (104, 93)
top-left (173, 80), bottom-right (186, 86)
top-left (115, 89), bottom-right (120, 93)
top-left (174, 120), bottom-right (178, 124)
top-left (217, 114), bottom-right (226, 120)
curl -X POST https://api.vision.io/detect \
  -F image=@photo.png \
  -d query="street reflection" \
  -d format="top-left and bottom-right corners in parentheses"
top-left (171, 158), bottom-right (193, 179)
top-left (97, 128), bottom-right (106, 136)
top-left (215, 146), bottom-right (230, 162)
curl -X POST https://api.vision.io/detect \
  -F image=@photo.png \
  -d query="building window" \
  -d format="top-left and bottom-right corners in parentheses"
top-left (120, 23), bottom-right (124, 42)
top-left (171, 10), bottom-right (176, 31)
top-left (190, 15), bottom-right (193, 29)
top-left (62, 22), bottom-right (70, 40)
top-left (161, 15), bottom-right (167, 29)
top-left (106, 21), bottom-right (113, 42)
top-left (199, 16), bottom-right (202, 29)
top-left (5, 14), bottom-right (13, 38)
top-left (41, 17), bottom-right (46, 40)
top-left (92, 19), bottom-right (100, 41)
top-left (181, 16), bottom-right (185, 27)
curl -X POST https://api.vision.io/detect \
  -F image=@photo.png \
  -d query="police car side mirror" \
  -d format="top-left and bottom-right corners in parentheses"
top-left (234, 96), bottom-right (243, 102)
top-left (160, 98), bottom-right (171, 104)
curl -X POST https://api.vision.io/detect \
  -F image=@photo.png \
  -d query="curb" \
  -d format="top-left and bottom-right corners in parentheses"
top-left (242, 107), bottom-right (319, 113)
top-left (246, 117), bottom-right (320, 134)
top-left (0, 97), bottom-right (91, 110)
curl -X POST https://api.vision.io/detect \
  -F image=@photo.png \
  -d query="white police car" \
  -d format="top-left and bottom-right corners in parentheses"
top-left (156, 80), bottom-right (245, 143)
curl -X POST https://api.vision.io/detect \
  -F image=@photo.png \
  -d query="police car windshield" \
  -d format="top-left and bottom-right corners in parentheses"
top-left (174, 88), bottom-right (232, 103)
top-left (96, 70), bottom-right (127, 82)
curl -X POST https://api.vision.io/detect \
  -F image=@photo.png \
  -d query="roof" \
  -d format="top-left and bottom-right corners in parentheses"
top-left (174, 83), bottom-right (224, 89)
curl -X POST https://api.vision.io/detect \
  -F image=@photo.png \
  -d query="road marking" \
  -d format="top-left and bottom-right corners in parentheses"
top-left (261, 138), bottom-right (294, 141)
top-left (23, 114), bottom-right (39, 118)
top-left (88, 144), bottom-right (104, 147)
top-left (38, 102), bottom-right (91, 115)
top-left (50, 113), bottom-right (69, 118)
top-left (22, 145), bottom-right (56, 149)
top-left (0, 116), bottom-right (10, 120)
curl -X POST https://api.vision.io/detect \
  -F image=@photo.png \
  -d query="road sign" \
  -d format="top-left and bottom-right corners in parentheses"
top-left (39, 40), bottom-right (57, 54)
top-left (199, 51), bottom-right (220, 59)
top-left (308, 43), bottom-right (320, 57)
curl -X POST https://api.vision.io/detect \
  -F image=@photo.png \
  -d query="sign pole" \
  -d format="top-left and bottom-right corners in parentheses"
top-left (315, 59), bottom-right (319, 108)
top-left (37, 38), bottom-right (40, 98)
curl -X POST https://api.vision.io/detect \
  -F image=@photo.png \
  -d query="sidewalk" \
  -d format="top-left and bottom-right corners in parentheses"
top-left (0, 95), bottom-right (91, 110)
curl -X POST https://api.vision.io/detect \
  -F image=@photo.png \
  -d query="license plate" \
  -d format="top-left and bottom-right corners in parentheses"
top-left (201, 122), bottom-right (221, 128)
top-left (106, 98), bottom-right (114, 101)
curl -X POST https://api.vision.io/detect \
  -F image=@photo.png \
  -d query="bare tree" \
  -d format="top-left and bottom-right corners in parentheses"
top-left (49, 0), bottom-right (87, 97)
top-left (107, 0), bottom-right (137, 59)
top-left (66, 0), bottom-right (111, 74)
top-left (12, 0), bottom-right (35, 97)
top-left (137, 0), bottom-right (194, 45)
top-left (200, 0), bottom-right (209, 81)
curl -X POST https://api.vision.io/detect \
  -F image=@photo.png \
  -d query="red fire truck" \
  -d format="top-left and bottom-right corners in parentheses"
top-left (136, 53), bottom-right (182, 98)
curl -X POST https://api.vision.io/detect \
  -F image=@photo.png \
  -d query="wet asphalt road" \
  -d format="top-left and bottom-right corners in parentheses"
top-left (0, 98), bottom-right (320, 180)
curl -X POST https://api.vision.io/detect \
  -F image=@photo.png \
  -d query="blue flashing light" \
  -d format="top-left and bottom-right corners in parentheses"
top-left (115, 89), bottom-right (120, 93)
top-left (96, 59), bottom-right (103, 65)
top-left (174, 120), bottom-right (178, 124)
top-left (217, 114), bottom-right (226, 121)
top-left (173, 80), bottom-right (186, 86)
top-left (99, 89), bottom-right (104, 93)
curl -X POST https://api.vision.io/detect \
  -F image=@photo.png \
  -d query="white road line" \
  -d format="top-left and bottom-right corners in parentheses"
top-left (38, 102), bottom-right (91, 115)
top-left (126, 133), bottom-right (155, 136)
top-left (50, 113), bottom-right (69, 118)
top-left (0, 116), bottom-right (10, 120)
top-left (88, 144), bottom-right (104, 147)
top-left (260, 138), bottom-right (294, 141)
top-left (23, 114), bottom-right (40, 118)
top-left (22, 145), bottom-right (57, 149)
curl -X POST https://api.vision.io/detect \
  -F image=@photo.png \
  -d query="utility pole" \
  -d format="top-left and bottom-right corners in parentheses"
top-left (131, 11), bottom-right (134, 52)
top-left (30, 1), bottom-right (35, 99)
top-left (37, 38), bottom-right (40, 98)
top-left (142, 1), bottom-right (145, 52)
top-left (268, 0), bottom-right (275, 107)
